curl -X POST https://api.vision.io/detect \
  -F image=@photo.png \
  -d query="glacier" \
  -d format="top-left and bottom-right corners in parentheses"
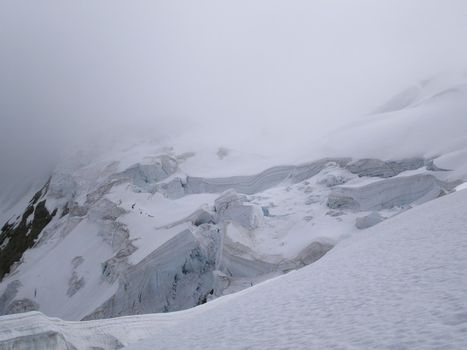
top-left (0, 74), bottom-right (467, 349)
top-left (0, 187), bottom-right (466, 349)
top-left (0, 149), bottom-right (457, 321)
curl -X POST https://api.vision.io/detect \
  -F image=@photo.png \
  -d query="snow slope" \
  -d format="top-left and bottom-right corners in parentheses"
top-left (1, 187), bottom-right (466, 349)
top-left (0, 146), bottom-right (457, 321)
top-left (0, 73), bottom-right (467, 348)
top-left (318, 73), bottom-right (467, 170)
top-left (124, 188), bottom-right (467, 350)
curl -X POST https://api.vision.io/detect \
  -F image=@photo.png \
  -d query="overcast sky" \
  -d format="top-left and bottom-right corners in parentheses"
top-left (1, 0), bottom-right (467, 183)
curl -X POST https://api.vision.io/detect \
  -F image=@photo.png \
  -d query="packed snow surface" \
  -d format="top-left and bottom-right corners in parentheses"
top-left (1, 189), bottom-right (466, 349)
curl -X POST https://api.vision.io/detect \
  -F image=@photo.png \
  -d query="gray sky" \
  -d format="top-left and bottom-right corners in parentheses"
top-left (1, 0), bottom-right (467, 183)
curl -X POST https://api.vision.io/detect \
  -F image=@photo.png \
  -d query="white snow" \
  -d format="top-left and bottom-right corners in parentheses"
top-left (122, 189), bottom-right (467, 350)
top-left (105, 185), bottom-right (218, 264)
top-left (3, 219), bottom-right (117, 320)
top-left (312, 74), bottom-right (467, 169)
top-left (1, 189), bottom-right (466, 349)
top-left (1, 73), bottom-right (467, 348)
top-left (0, 134), bottom-right (462, 321)
top-left (455, 182), bottom-right (467, 192)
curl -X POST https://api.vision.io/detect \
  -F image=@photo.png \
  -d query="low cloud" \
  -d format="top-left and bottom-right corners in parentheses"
top-left (1, 0), bottom-right (467, 184)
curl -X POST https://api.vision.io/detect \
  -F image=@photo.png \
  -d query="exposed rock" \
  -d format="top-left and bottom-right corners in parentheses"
top-left (0, 183), bottom-right (56, 280)
top-left (1, 154), bottom-right (456, 323)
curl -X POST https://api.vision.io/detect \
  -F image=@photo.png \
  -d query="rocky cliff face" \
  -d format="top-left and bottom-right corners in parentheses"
top-left (0, 182), bottom-right (56, 281)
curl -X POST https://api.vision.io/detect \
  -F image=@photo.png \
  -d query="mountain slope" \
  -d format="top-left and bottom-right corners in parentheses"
top-left (125, 187), bottom-right (467, 350)
top-left (0, 148), bottom-right (459, 321)
top-left (1, 187), bottom-right (466, 349)
top-left (320, 73), bottom-right (467, 166)
top-left (1, 75), bottom-right (467, 322)
top-left (0, 74), bottom-right (466, 350)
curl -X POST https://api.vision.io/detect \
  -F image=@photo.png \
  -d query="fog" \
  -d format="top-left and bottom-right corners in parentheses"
top-left (1, 0), bottom-right (467, 184)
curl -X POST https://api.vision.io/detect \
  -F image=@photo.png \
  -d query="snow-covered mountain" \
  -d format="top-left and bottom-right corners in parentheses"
top-left (0, 75), bottom-right (467, 349)
top-left (1, 178), bottom-right (467, 349)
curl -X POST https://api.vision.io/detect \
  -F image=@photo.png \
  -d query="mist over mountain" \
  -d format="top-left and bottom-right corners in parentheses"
top-left (1, 2), bottom-right (467, 350)
top-left (2, 1), bottom-right (467, 185)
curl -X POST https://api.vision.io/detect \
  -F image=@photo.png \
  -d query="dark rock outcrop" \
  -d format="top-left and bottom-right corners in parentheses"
top-left (0, 183), bottom-right (56, 280)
